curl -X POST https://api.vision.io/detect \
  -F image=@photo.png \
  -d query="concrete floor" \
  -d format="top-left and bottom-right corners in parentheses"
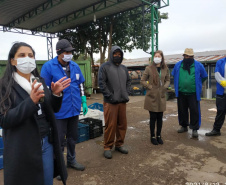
top-left (1, 93), bottom-right (226, 185)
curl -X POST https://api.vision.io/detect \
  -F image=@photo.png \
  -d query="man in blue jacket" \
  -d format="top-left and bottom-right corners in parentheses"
top-left (206, 57), bottom-right (226, 136)
top-left (41, 39), bottom-right (88, 174)
top-left (98, 46), bottom-right (131, 159)
top-left (171, 48), bottom-right (207, 138)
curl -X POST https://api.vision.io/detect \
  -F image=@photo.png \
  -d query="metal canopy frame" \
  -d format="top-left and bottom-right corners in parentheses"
top-left (0, 0), bottom-right (169, 60)
top-left (34, 0), bottom-right (131, 33)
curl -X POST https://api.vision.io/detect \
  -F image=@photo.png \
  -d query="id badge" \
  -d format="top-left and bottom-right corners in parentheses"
top-left (37, 104), bottom-right (42, 115)
top-left (76, 74), bottom-right (80, 80)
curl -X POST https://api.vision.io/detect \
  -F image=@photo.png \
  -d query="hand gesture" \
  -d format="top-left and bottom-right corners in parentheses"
top-left (51, 76), bottom-right (71, 96)
top-left (30, 80), bottom-right (45, 104)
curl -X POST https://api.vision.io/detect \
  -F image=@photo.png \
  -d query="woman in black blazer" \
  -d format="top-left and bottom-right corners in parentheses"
top-left (0, 42), bottom-right (71, 185)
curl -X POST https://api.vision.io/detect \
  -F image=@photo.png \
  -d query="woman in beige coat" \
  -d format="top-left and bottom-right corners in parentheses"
top-left (141, 50), bottom-right (170, 145)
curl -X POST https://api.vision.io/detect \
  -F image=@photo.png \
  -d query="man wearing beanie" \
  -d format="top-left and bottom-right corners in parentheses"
top-left (98, 46), bottom-right (131, 159)
top-left (41, 39), bottom-right (88, 178)
top-left (171, 48), bottom-right (207, 138)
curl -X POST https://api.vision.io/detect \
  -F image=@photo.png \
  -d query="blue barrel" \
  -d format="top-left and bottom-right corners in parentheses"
top-left (0, 136), bottom-right (3, 169)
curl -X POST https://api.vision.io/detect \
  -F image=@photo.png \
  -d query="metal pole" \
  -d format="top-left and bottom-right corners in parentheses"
top-left (207, 65), bottom-right (210, 89)
top-left (151, 5), bottom-right (158, 60)
top-left (151, 5), bottom-right (154, 60)
top-left (209, 65), bottom-right (212, 88)
top-left (47, 37), bottom-right (53, 60)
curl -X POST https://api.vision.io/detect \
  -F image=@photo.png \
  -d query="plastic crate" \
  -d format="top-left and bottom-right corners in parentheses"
top-left (0, 137), bottom-right (3, 170)
top-left (76, 123), bottom-right (89, 143)
top-left (0, 137), bottom-right (3, 149)
top-left (0, 154), bottom-right (3, 170)
top-left (131, 89), bottom-right (143, 96)
top-left (89, 125), bottom-right (102, 139)
top-left (79, 118), bottom-right (103, 139)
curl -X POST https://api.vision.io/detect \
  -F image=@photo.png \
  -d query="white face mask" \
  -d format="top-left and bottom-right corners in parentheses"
top-left (16, 56), bottom-right (36, 74)
top-left (153, 57), bottom-right (162, 64)
top-left (62, 54), bottom-right (73, 62)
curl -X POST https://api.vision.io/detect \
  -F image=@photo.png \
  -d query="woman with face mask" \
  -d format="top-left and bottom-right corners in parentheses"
top-left (0, 42), bottom-right (71, 185)
top-left (140, 50), bottom-right (170, 145)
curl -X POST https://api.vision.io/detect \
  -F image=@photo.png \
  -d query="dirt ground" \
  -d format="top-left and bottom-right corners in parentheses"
top-left (1, 93), bottom-right (226, 185)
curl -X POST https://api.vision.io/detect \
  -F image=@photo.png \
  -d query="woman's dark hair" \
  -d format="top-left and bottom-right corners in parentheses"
top-left (0, 42), bottom-right (40, 114)
top-left (151, 50), bottom-right (167, 85)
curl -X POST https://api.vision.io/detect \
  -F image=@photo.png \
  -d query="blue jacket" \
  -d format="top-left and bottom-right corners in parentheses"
top-left (171, 60), bottom-right (208, 101)
top-left (41, 56), bottom-right (85, 119)
top-left (215, 57), bottom-right (226, 95)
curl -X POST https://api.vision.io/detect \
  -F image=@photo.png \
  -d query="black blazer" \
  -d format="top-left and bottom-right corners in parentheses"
top-left (0, 78), bottom-right (67, 185)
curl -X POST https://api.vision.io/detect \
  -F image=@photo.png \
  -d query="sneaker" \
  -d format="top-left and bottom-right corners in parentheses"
top-left (151, 137), bottom-right (158, 145)
top-left (67, 162), bottom-right (85, 171)
top-left (157, 136), bottom-right (163, 144)
top-left (115, 146), bottom-right (128, 154)
top-left (56, 175), bottom-right (61, 181)
top-left (205, 130), bottom-right (221, 136)
top-left (192, 130), bottom-right (198, 138)
top-left (177, 126), bottom-right (188, 133)
top-left (104, 150), bottom-right (112, 159)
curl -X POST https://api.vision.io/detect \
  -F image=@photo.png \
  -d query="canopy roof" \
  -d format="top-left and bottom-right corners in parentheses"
top-left (0, 0), bottom-right (168, 36)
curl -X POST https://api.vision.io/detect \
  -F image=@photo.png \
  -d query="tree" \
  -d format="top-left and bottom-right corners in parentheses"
top-left (59, 5), bottom-right (168, 65)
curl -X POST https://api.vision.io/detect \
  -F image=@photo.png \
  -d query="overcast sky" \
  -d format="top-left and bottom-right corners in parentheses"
top-left (0, 0), bottom-right (226, 61)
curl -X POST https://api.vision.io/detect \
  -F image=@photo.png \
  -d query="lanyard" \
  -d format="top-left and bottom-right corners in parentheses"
top-left (158, 69), bottom-right (162, 86)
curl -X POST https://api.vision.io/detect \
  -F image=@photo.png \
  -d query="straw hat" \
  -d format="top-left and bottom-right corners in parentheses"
top-left (183, 48), bottom-right (194, 56)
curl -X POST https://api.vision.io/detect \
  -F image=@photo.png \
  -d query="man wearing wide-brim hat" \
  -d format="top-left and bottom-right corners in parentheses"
top-left (171, 48), bottom-right (208, 138)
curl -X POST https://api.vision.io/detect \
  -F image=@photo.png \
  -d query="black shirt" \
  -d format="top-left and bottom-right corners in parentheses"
top-left (35, 103), bottom-right (50, 138)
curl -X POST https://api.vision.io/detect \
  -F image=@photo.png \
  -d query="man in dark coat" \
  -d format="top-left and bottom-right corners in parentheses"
top-left (98, 46), bottom-right (131, 159)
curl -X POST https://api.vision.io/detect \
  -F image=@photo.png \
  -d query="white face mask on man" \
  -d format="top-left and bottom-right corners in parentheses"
top-left (16, 56), bottom-right (36, 74)
top-left (153, 57), bottom-right (162, 64)
top-left (62, 54), bottom-right (73, 62)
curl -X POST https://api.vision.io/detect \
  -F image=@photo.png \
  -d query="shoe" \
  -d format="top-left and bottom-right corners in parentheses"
top-left (192, 130), bottom-right (198, 138)
top-left (67, 162), bottom-right (85, 171)
top-left (104, 150), bottom-right (112, 159)
top-left (157, 136), bottom-right (163, 144)
top-left (115, 146), bottom-right (128, 154)
top-left (151, 137), bottom-right (158, 145)
top-left (205, 130), bottom-right (221, 136)
top-left (56, 175), bottom-right (61, 181)
top-left (177, 126), bottom-right (188, 133)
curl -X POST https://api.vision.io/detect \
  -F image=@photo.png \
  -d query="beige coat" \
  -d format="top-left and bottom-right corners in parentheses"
top-left (140, 64), bottom-right (170, 112)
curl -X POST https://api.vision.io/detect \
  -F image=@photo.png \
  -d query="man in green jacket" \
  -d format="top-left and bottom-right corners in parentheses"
top-left (171, 48), bottom-right (208, 138)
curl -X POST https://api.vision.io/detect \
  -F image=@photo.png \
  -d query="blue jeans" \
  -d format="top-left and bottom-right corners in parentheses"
top-left (41, 136), bottom-right (54, 185)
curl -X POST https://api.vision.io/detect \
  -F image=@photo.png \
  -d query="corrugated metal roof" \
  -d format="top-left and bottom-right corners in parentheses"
top-left (0, 0), bottom-right (47, 24)
top-left (0, 0), bottom-right (145, 33)
top-left (123, 50), bottom-right (226, 67)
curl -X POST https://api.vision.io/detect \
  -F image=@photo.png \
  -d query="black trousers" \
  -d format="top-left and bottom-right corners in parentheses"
top-left (213, 94), bottom-right (226, 131)
top-left (149, 111), bottom-right (163, 137)
top-left (56, 116), bottom-right (78, 165)
top-left (177, 92), bottom-right (201, 130)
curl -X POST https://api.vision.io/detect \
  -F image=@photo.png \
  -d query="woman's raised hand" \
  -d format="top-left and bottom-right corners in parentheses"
top-left (51, 76), bottom-right (71, 96)
top-left (30, 80), bottom-right (45, 104)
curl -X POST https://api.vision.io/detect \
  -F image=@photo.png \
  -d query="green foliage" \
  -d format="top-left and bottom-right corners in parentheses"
top-left (58, 5), bottom-right (168, 63)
